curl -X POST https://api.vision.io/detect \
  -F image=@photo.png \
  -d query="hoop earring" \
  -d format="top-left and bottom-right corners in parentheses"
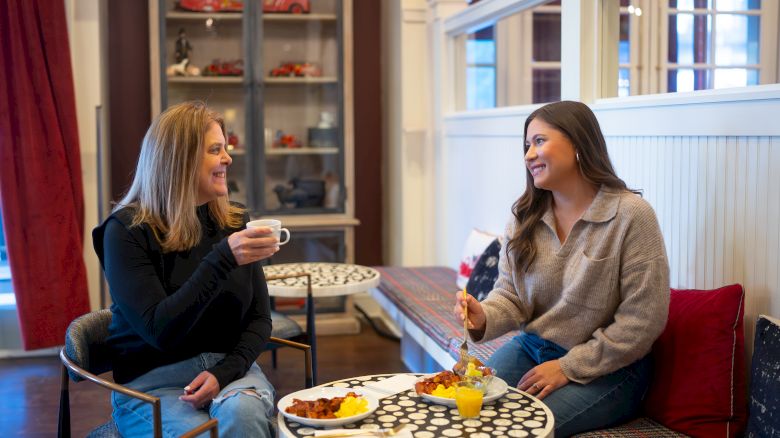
top-left (576, 152), bottom-right (580, 162)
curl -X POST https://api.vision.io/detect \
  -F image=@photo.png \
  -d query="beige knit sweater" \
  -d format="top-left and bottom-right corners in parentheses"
top-left (475, 187), bottom-right (670, 384)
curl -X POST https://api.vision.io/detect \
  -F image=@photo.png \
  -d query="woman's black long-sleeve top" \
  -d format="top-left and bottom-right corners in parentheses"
top-left (92, 205), bottom-right (272, 389)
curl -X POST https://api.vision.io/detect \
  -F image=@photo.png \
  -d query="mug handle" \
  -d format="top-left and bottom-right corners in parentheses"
top-left (278, 228), bottom-right (291, 245)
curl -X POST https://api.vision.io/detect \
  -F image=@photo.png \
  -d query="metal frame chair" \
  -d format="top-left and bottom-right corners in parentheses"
top-left (58, 309), bottom-right (313, 437)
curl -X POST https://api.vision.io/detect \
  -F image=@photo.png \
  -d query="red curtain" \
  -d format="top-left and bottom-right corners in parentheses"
top-left (0, 0), bottom-right (90, 349)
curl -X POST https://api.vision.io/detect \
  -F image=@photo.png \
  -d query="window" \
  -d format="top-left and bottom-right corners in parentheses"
top-left (457, 1), bottom-right (562, 110)
top-left (667, 0), bottom-right (761, 91)
top-left (614, 0), bottom-right (775, 96)
top-left (0, 208), bottom-right (13, 307)
top-left (466, 25), bottom-right (497, 110)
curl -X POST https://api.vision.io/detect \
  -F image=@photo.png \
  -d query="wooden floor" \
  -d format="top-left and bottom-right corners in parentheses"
top-left (0, 322), bottom-right (407, 437)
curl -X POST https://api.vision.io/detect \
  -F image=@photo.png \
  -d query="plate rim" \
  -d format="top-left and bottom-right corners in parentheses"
top-left (277, 386), bottom-right (379, 427)
top-left (415, 374), bottom-right (509, 406)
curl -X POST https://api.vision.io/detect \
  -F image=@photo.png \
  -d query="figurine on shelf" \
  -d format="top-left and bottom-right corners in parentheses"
top-left (308, 111), bottom-right (338, 148)
top-left (272, 130), bottom-right (301, 148)
top-left (202, 59), bottom-right (244, 76)
top-left (166, 28), bottom-right (201, 77)
top-left (269, 62), bottom-right (322, 78)
top-left (175, 28), bottom-right (192, 63)
top-left (273, 177), bottom-right (325, 208)
top-left (178, 0), bottom-right (244, 12)
top-left (262, 0), bottom-right (310, 14)
top-left (227, 131), bottom-right (240, 150)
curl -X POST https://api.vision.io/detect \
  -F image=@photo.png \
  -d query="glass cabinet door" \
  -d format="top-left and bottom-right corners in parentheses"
top-left (160, 0), bottom-right (250, 207)
top-left (156, 0), bottom-right (348, 217)
top-left (259, 0), bottom-right (346, 215)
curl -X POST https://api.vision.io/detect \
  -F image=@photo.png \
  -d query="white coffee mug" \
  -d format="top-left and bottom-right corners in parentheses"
top-left (246, 219), bottom-right (291, 245)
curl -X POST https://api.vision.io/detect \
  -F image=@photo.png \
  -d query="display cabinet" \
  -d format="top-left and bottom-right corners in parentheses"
top-left (149, 0), bottom-right (358, 263)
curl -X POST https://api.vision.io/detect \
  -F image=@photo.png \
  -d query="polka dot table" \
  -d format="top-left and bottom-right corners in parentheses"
top-left (264, 263), bottom-right (381, 298)
top-left (277, 373), bottom-right (554, 438)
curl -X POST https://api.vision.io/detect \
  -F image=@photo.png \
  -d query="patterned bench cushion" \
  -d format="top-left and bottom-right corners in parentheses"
top-left (374, 266), bottom-right (517, 365)
top-left (572, 417), bottom-right (689, 437)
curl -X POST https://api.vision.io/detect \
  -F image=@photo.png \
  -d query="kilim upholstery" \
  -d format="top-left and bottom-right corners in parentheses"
top-left (572, 418), bottom-right (689, 437)
top-left (374, 266), bottom-right (517, 365)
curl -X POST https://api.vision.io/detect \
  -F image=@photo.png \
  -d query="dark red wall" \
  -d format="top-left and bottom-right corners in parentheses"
top-left (352, 1), bottom-right (383, 266)
top-left (107, 1), bottom-right (151, 201)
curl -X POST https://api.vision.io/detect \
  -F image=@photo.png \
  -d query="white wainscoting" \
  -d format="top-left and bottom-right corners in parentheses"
top-left (438, 86), bottom-right (780, 354)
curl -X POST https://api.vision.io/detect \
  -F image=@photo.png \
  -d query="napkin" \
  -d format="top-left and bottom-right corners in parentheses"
top-left (313, 427), bottom-right (413, 437)
top-left (356, 374), bottom-right (418, 398)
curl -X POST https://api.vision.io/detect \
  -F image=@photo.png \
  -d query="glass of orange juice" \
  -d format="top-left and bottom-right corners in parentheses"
top-left (454, 381), bottom-right (483, 418)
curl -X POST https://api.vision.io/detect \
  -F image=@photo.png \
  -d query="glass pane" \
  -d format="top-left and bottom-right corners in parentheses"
top-left (668, 13), bottom-right (711, 64)
top-left (163, 0), bottom-right (248, 206)
top-left (714, 68), bottom-right (759, 88)
top-left (0, 205), bottom-right (13, 307)
top-left (467, 67), bottom-right (496, 110)
top-left (466, 25), bottom-right (496, 65)
top-left (532, 69), bottom-right (561, 104)
top-left (619, 14), bottom-right (631, 64)
top-left (667, 68), bottom-right (711, 91)
top-left (715, 14), bottom-right (760, 65)
top-left (669, 0), bottom-right (713, 10)
top-left (618, 68), bottom-right (631, 97)
top-left (262, 1), bottom-right (345, 214)
top-left (533, 13), bottom-right (561, 62)
top-left (717, 0), bottom-right (761, 11)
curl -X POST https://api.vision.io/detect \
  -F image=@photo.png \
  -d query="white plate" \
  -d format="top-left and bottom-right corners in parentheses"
top-left (416, 375), bottom-right (509, 407)
top-left (278, 387), bottom-right (379, 428)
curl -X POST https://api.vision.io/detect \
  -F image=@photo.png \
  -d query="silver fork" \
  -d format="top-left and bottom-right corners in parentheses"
top-left (316, 424), bottom-right (407, 437)
top-left (454, 288), bottom-right (470, 373)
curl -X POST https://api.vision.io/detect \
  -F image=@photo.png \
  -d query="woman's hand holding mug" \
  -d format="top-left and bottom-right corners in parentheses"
top-left (229, 219), bottom-right (291, 265)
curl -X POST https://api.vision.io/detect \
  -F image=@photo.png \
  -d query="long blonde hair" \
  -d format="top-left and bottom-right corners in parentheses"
top-left (115, 101), bottom-right (244, 252)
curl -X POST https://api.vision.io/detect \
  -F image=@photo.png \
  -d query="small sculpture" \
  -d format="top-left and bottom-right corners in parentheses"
top-left (175, 28), bottom-right (192, 64)
top-left (167, 28), bottom-right (200, 76)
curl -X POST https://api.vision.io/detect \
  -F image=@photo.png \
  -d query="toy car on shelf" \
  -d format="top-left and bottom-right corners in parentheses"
top-left (178, 0), bottom-right (244, 12)
top-left (269, 62), bottom-right (321, 78)
top-left (263, 0), bottom-right (310, 14)
top-left (203, 59), bottom-right (244, 76)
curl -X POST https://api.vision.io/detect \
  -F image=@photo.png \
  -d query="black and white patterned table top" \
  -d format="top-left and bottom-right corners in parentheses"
top-left (263, 263), bottom-right (381, 298)
top-left (277, 373), bottom-right (554, 438)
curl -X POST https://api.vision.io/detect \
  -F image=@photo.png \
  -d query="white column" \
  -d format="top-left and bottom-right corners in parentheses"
top-left (561, 0), bottom-right (618, 102)
top-left (427, 0), bottom-right (465, 266)
top-left (65, 0), bottom-right (106, 310)
top-left (383, 0), bottom-right (463, 266)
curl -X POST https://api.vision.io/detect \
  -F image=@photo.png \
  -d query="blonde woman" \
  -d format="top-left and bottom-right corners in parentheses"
top-left (93, 101), bottom-right (279, 437)
top-left (455, 101), bottom-right (669, 436)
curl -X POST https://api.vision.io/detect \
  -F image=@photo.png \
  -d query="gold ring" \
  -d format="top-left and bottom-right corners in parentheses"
top-left (533, 383), bottom-right (540, 390)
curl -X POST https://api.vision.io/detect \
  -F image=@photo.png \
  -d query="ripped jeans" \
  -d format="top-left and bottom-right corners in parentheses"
top-left (112, 353), bottom-right (275, 438)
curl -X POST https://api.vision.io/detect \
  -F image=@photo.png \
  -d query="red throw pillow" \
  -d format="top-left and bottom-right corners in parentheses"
top-left (644, 285), bottom-right (747, 437)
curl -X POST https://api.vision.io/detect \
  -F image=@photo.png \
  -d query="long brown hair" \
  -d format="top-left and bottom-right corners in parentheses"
top-left (508, 100), bottom-right (639, 271)
top-left (115, 101), bottom-right (244, 252)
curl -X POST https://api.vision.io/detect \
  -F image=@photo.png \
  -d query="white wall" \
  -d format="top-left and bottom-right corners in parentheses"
top-left (65, 0), bottom-right (104, 310)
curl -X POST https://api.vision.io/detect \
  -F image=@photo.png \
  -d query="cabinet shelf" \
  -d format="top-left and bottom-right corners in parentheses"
top-left (266, 147), bottom-right (339, 155)
top-left (263, 13), bottom-right (338, 22)
top-left (264, 77), bottom-right (338, 84)
top-left (168, 76), bottom-right (243, 84)
top-left (166, 11), bottom-right (242, 21)
top-left (152, 0), bottom-right (356, 264)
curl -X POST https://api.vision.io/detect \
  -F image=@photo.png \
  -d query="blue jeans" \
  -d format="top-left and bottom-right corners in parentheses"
top-left (112, 353), bottom-right (275, 438)
top-left (486, 332), bottom-right (652, 437)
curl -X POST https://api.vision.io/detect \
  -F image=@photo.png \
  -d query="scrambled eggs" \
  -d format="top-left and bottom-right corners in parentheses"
top-left (334, 396), bottom-right (369, 418)
top-left (431, 384), bottom-right (457, 399)
top-left (465, 362), bottom-right (483, 378)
